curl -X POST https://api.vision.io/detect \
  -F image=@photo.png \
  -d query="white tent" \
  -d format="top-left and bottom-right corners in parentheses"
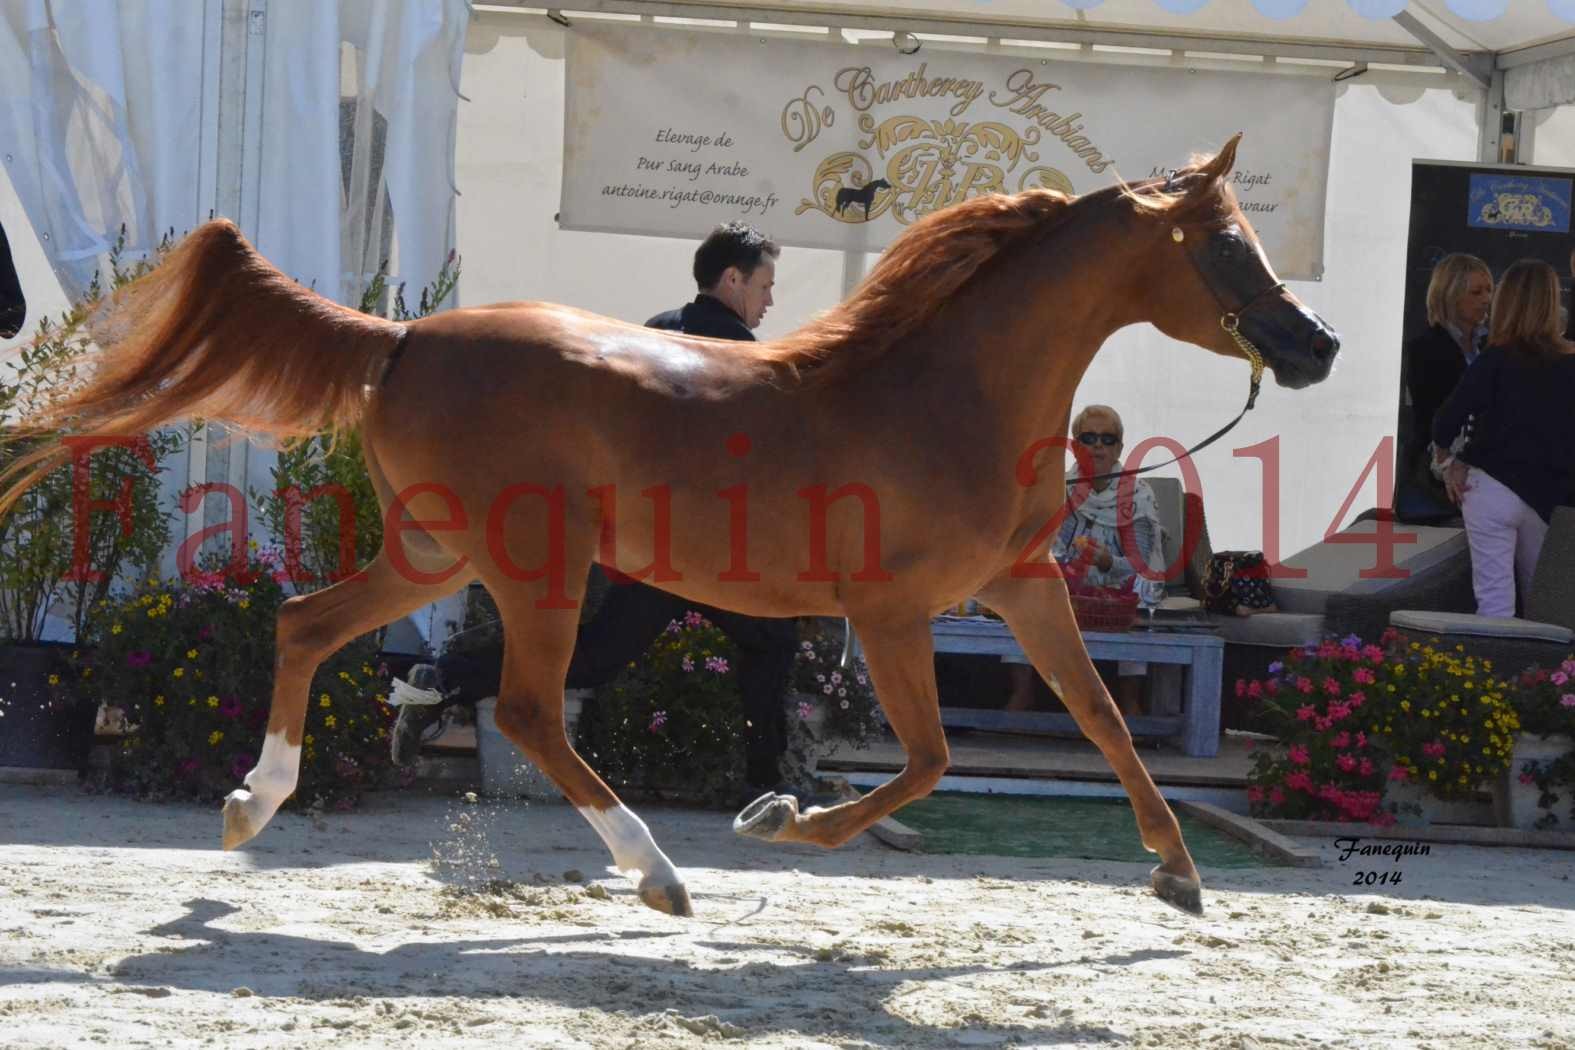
top-left (4, 0), bottom-right (1574, 641)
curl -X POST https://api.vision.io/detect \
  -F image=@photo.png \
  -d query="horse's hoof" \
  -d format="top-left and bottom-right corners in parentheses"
top-left (637, 876), bottom-right (694, 917)
top-left (1150, 865), bottom-right (1204, 917)
top-left (732, 792), bottom-right (799, 841)
top-left (222, 790), bottom-right (258, 851)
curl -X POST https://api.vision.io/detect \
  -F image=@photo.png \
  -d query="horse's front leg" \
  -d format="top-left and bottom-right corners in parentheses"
top-left (977, 571), bottom-right (1204, 916)
top-left (734, 616), bottom-right (948, 848)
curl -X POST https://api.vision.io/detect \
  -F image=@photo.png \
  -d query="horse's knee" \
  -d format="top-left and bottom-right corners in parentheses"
top-left (906, 744), bottom-right (949, 792)
top-left (491, 698), bottom-right (563, 763)
top-left (276, 595), bottom-right (334, 662)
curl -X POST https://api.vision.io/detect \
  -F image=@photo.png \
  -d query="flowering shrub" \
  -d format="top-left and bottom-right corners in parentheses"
top-left (1507, 659), bottom-right (1575, 827)
top-left (576, 612), bottom-right (746, 806)
top-left (1240, 631), bottom-right (1522, 822)
top-left (1377, 638), bottom-right (1518, 800)
top-left (1239, 634), bottom-right (1397, 824)
top-left (789, 627), bottom-right (883, 749)
top-left (79, 550), bottom-right (398, 808)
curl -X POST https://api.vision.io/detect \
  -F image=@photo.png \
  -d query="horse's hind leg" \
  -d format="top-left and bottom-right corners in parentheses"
top-left (221, 552), bottom-right (473, 848)
top-left (978, 572), bottom-right (1204, 916)
top-left (735, 615), bottom-right (949, 849)
top-left (484, 582), bottom-right (692, 916)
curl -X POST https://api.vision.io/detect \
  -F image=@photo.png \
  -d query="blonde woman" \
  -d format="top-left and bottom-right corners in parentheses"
top-left (1006, 405), bottom-right (1165, 716)
top-left (1434, 259), bottom-right (1575, 617)
top-left (1404, 253), bottom-right (1493, 508)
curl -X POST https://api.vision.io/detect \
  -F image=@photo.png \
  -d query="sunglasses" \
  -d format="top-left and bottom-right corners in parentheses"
top-left (1076, 432), bottom-right (1122, 447)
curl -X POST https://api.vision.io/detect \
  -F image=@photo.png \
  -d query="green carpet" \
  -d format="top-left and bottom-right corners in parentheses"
top-left (893, 792), bottom-right (1275, 868)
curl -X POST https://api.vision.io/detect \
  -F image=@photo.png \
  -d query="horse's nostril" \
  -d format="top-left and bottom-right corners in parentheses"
top-left (1310, 331), bottom-right (1339, 364)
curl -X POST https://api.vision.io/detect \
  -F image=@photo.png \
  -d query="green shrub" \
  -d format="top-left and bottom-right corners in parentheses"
top-left (82, 550), bottom-right (399, 808)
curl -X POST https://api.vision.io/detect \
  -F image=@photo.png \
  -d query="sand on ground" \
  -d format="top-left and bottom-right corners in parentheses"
top-left (1, 783), bottom-right (1572, 1050)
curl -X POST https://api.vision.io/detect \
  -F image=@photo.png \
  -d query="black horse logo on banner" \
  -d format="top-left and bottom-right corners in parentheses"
top-left (834, 179), bottom-right (893, 221)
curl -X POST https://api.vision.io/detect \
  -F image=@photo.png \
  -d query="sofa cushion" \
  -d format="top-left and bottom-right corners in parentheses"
top-left (1207, 612), bottom-right (1327, 648)
top-left (1272, 522), bottom-right (1468, 615)
top-left (1390, 609), bottom-right (1574, 644)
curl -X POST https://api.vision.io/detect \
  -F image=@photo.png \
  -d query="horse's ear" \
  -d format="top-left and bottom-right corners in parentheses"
top-left (1202, 133), bottom-right (1242, 181)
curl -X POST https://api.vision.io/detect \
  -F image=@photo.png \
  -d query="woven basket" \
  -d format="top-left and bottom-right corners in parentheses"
top-left (1070, 590), bottom-right (1140, 633)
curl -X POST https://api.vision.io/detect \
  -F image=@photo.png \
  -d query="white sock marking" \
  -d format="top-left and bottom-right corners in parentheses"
top-left (578, 804), bottom-right (680, 886)
top-left (241, 730), bottom-right (300, 814)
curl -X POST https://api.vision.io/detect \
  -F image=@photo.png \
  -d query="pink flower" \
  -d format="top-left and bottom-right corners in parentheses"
top-left (704, 656), bottom-right (730, 674)
top-left (1296, 676), bottom-right (1314, 695)
top-left (796, 700), bottom-right (815, 721)
top-left (1246, 680), bottom-right (1263, 699)
top-left (126, 650), bottom-right (153, 668)
top-left (1422, 741), bottom-right (1446, 759)
top-left (1285, 772), bottom-right (1314, 792)
top-left (1323, 677), bottom-right (1342, 696)
top-left (1336, 754), bottom-right (1357, 773)
top-left (218, 696), bottom-right (244, 720)
top-left (1346, 692), bottom-right (1366, 709)
top-left (682, 610), bottom-right (708, 628)
top-left (1389, 766), bottom-right (1410, 782)
top-left (197, 624), bottom-right (213, 642)
top-left (1353, 668), bottom-right (1375, 684)
top-left (680, 655), bottom-right (694, 672)
top-left (1356, 731), bottom-right (1368, 749)
top-left (1235, 679), bottom-right (1247, 698)
top-left (1296, 705), bottom-right (1317, 722)
top-left (1561, 694), bottom-right (1575, 708)
top-left (1554, 671), bottom-right (1569, 686)
top-left (1269, 786), bottom-right (1286, 804)
top-left (1331, 732), bottom-right (1351, 748)
top-left (1519, 772), bottom-right (1536, 785)
top-left (1246, 786), bottom-right (1264, 803)
top-left (647, 710), bottom-right (668, 733)
top-left (1362, 645), bottom-right (1385, 664)
top-left (1359, 758), bottom-right (1374, 776)
top-left (1289, 745), bottom-right (1311, 766)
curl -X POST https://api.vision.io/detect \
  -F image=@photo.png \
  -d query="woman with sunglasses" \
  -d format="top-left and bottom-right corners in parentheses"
top-left (1006, 404), bottom-right (1165, 717)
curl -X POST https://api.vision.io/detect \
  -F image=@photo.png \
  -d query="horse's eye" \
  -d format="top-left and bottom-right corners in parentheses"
top-left (1211, 234), bottom-right (1243, 260)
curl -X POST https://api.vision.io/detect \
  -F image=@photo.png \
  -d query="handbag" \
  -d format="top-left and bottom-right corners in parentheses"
top-left (1201, 550), bottom-right (1278, 616)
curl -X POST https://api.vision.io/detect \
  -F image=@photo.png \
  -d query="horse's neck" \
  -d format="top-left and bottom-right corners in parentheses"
top-left (874, 207), bottom-right (1148, 439)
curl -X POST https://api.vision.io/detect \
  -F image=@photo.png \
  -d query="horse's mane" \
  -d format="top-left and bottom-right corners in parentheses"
top-left (760, 135), bottom-right (1241, 387)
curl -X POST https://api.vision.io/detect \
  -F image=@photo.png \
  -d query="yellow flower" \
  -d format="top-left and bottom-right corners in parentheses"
top-left (173, 668), bottom-right (184, 678)
top-left (154, 695), bottom-right (165, 707)
top-left (338, 671), bottom-right (351, 681)
top-left (111, 623), bottom-right (123, 635)
top-left (304, 734), bottom-right (314, 746)
top-left (207, 696), bottom-right (220, 708)
top-left (147, 609), bottom-right (158, 618)
top-left (238, 599), bottom-right (250, 610)
top-left (325, 715), bottom-right (337, 729)
top-left (186, 649), bottom-right (198, 660)
top-left (208, 730), bottom-right (223, 746)
top-left (319, 694), bottom-right (331, 708)
top-left (47, 674), bottom-right (60, 686)
top-left (1428, 770), bottom-right (1438, 781)
top-left (81, 668), bottom-right (92, 679)
top-left (1401, 700), bottom-right (1411, 712)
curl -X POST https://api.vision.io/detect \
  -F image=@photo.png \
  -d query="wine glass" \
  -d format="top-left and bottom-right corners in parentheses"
top-left (1135, 573), bottom-right (1165, 631)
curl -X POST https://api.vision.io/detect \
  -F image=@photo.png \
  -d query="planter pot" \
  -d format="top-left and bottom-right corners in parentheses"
top-left (1385, 777), bottom-right (1493, 827)
top-left (474, 690), bottom-right (586, 801)
top-left (1494, 733), bottom-right (1574, 830)
top-left (0, 642), bottom-right (93, 772)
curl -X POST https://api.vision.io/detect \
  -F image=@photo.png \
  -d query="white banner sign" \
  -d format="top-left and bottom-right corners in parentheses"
top-left (562, 25), bottom-right (1334, 279)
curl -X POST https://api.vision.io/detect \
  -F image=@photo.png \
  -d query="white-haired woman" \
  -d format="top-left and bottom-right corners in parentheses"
top-left (1006, 405), bottom-right (1166, 717)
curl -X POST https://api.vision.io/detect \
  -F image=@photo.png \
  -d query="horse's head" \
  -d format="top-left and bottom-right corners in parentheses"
top-left (1134, 135), bottom-right (1339, 390)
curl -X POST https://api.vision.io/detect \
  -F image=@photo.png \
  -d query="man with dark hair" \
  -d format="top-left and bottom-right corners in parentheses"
top-left (647, 221), bottom-right (778, 337)
top-left (394, 222), bottom-right (802, 802)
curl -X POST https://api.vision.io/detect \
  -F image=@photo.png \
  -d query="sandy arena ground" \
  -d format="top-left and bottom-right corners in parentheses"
top-left (1, 783), bottom-right (1572, 1050)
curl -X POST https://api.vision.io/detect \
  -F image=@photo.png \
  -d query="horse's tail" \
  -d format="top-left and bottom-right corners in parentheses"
top-left (0, 219), bottom-right (403, 519)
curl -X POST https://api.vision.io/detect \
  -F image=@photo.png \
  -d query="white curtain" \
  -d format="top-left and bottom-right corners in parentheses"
top-left (0, 0), bottom-right (205, 299)
top-left (259, 0), bottom-right (470, 307)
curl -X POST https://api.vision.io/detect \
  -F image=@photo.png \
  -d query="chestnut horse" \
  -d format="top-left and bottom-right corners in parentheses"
top-left (2, 135), bottom-right (1336, 918)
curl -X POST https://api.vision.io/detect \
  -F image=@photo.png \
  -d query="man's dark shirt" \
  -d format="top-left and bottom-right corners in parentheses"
top-left (0, 220), bottom-right (25, 339)
top-left (645, 293), bottom-right (754, 342)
